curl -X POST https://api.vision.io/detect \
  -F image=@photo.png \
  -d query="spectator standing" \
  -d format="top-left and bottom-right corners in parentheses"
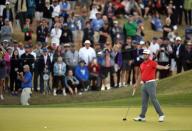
top-left (79, 40), bottom-right (96, 66)
top-left (18, 65), bottom-right (32, 106)
top-left (162, 18), bottom-right (173, 39)
top-left (38, 48), bottom-right (51, 94)
top-left (157, 40), bottom-right (171, 79)
top-left (0, 49), bottom-right (6, 100)
top-left (10, 49), bottom-right (21, 96)
top-left (111, 20), bottom-right (124, 45)
top-left (183, 41), bottom-right (192, 71)
top-left (64, 44), bottom-right (79, 70)
top-left (53, 56), bottom-right (67, 96)
top-left (20, 45), bottom-right (35, 72)
top-left (33, 42), bottom-right (42, 92)
top-left (172, 0), bottom-right (184, 25)
top-left (121, 37), bottom-right (133, 86)
top-left (100, 42), bottom-right (117, 90)
top-left (173, 37), bottom-right (186, 73)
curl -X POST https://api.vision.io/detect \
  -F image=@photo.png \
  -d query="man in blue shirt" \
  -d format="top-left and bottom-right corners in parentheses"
top-left (18, 65), bottom-right (32, 106)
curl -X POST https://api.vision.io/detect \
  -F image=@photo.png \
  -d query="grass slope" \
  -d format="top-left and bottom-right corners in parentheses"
top-left (0, 70), bottom-right (192, 107)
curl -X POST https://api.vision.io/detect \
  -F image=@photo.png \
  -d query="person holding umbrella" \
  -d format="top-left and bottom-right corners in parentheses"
top-left (133, 49), bottom-right (169, 122)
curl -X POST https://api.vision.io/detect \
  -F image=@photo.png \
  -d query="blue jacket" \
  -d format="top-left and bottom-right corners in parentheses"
top-left (75, 65), bottom-right (89, 81)
top-left (22, 72), bottom-right (32, 89)
top-left (53, 62), bottom-right (66, 76)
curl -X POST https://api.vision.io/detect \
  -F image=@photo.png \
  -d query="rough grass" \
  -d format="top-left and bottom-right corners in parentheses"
top-left (0, 70), bottom-right (191, 107)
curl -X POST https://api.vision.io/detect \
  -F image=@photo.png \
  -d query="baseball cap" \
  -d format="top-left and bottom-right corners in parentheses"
top-left (139, 41), bottom-right (145, 45)
top-left (84, 40), bottom-right (91, 45)
top-left (176, 36), bottom-right (181, 41)
top-left (143, 49), bottom-right (150, 55)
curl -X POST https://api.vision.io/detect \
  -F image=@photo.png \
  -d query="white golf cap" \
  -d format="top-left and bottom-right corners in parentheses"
top-left (143, 49), bottom-right (150, 55)
top-left (84, 40), bottom-right (91, 44)
top-left (139, 41), bottom-right (145, 45)
top-left (114, 20), bottom-right (118, 24)
top-left (176, 36), bottom-right (181, 41)
top-left (6, 1), bottom-right (10, 4)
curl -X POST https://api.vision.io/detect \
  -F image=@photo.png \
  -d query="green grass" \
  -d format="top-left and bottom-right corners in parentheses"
top-left (0, 107), bottom-right (192, 131)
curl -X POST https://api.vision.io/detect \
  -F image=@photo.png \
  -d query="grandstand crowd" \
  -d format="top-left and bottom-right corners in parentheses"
top-left (0, 0), bottom-right (192, 103)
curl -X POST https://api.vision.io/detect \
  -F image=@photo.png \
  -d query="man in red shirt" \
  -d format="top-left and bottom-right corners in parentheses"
top-left (133, 49), bottom-right (169, 122)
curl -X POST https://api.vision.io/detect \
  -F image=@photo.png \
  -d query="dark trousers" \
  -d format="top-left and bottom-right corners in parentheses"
top-left (79, 80), bottom-right (90, 91)
top-left (53, 76), bottom-right (65, 89)
top-left (176, 60), bottom-right (184, 73)
top-left (175, 8), bottom-right (183, 25)
top-left (16, 12), bottom-right (26, 30)
top-left (33, 70), bottom-right (40, 92)
top-left (10, 71), bottom-right (21, 92)
top-left (184, 10), bottom-right (192, 25)
top-left (158, 62), bottom-right (170, 79)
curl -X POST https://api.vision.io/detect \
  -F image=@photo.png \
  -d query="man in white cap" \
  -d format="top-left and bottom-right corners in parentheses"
top-left (79, 40), bottom-right (96, 65)
top-left (133, 49), bottom-right (169, 122)
top-left (174, 36), bottom-right (186, 73)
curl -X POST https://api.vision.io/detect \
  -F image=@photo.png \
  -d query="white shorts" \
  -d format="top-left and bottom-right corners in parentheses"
top-left (35, 11), bottom-right (43, 21)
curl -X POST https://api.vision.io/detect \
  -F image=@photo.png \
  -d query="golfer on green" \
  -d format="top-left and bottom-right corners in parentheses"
top-left (133, 49), bottom-right (169, 122)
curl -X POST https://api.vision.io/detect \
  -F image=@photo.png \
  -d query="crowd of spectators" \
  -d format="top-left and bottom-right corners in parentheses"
top-left (0, 0), bottom-right (192, 103)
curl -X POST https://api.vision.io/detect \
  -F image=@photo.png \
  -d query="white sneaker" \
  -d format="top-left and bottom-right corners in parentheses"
top-left (62, 89), bottom-right (67, 96)
top-left (101, 85), bottom-right (105, 91)
top-left (53, 89), bottom-right (57, 96)
top-left (159, 115), bottom-right (165, 122)
top-left (133, 116), bottom-right (146, 121)
top-left (0, 95), bottom-right (4, 100)
top-left (78, 92), bottom-right (82, 95)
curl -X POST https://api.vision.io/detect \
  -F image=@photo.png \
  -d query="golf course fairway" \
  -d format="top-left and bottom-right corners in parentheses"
top-left (0, 107), bottom-right (192, 131)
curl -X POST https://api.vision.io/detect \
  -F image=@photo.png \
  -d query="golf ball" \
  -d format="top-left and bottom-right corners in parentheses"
top-left (44, 126), bottom-right (47, 129)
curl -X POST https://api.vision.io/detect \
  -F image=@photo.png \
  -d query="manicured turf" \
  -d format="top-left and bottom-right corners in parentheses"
top-left (0, 107), bottom-right (192, 131)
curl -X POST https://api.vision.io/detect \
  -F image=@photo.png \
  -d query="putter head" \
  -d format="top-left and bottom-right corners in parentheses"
top-left (123, 118), bottom-right (127, 121)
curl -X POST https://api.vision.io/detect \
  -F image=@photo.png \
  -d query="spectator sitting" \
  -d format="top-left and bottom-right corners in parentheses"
top-left (2, 2), bottom-right (13, 32)
top-left (82, 21), bottom-right (94, 46)
top-left (1, 19), bottom-right (12, 41)
top-left (51, 22), bottom-right (62, 47)
top-left (65, 69), bottom-right (79, 95)
top-left (23, 19), bottom-right (33, 42)
top-left (60, 23), bottom-right (73, 44)
top-left (151, 11), bottom-right (163, 31)
top-left (36, 19), bottom-right (49, 43)
top-left (53, 56), bottom-right (67, 96)
top-left (75, 60), bottom-right (90, 92)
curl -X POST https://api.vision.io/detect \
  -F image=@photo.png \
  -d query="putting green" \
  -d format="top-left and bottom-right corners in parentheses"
top-left (0, 107), bottom-right (192, 131)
